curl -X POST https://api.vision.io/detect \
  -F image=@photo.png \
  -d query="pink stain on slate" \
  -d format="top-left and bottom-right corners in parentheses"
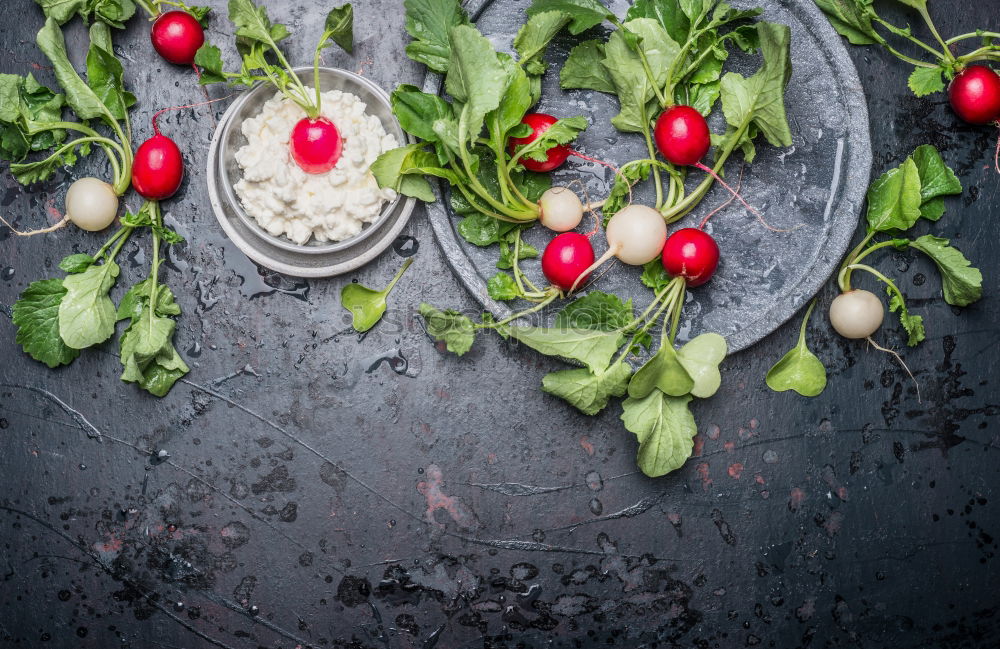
top-left (823, 511), bottom-right (845, 536)
top-left (796, 598), bottom-right (816, 621)
top-left (696, 463), bottom-right (712, 491)
top-left (788, 487), bottom-right (806, 511)
top-left (692, 435), bottom-right (705, 457)
top-left (45, 197), bottom-right (62, 223)
top-left (723, 441), bottom-right (735, 452)
top-left (579, 436), bottom-right (595, 456)
top-left (93, 535), bottom-right (123, 554)
top-left (416, 464), bottom-right (479, 530)
top-left (727, 463), bottom-right (744, 479)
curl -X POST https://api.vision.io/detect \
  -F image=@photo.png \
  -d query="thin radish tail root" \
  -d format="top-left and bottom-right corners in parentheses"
top-left (568, 245), bottom-right (618, 294)
top-left (576, 257), bottom-right (618, 293)
top-left (563, 178), bottom-right (602, 238)
top-left (0, 213), bottom-right (68, 236)
top-left (699, 164), bottom-right (744, 230)
top-left (866, 336), bottom-right (921, 403)
top-left (993, 120), bottom-right (999, 175)
top-left (152, 93), bottom-right (233, 135)
top-left (693, 161), bottom-right (798, 233)
top-left (567, 148), bottom-right (632, 209)
top-left (191, 64), bottom-right (218, 128)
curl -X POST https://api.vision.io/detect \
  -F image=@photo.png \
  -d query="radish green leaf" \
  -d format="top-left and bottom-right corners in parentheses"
top-left (58, 260), bottom-right (120, 349)
top-left (865, 157), bottom-right (922, 233)
top-left (621, 391), bottom-right (696, 478)
top-left (420, 304), bottom-right (476, 355)
top-left (11, 279), bottom-right (80, 368)
top-left (341, 258), bottom-right (414, 333)
top-left (677, 332), bottom-right (727, 398)
top-left (628, 344), bottom-right (694, 398)
top-left (908, 235), bottom-right (982, 307)
top-left (542, 362), bottom-right (632, 416)
top-left (766, 301), bottom-right (826, 397)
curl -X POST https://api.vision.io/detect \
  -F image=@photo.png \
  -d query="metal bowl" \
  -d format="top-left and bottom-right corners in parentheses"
top-left (217, 66), bottom-right (404, 254)
top-left (207, 67), bottom-right (416, 277)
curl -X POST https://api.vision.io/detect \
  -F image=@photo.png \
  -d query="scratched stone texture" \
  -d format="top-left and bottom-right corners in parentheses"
top-left (0, 1), bottom-right (998, 648)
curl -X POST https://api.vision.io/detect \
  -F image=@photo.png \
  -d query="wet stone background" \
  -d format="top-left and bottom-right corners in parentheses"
top-left (0, 1), bottom-right (998, 648)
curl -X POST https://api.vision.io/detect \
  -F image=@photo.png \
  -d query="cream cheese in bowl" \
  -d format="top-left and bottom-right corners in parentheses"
top-left (233, 89), bottom-right (399, 245)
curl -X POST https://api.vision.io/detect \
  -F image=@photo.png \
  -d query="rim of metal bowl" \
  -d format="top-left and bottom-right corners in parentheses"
top-left (217, 66), bottom-right (404, 255)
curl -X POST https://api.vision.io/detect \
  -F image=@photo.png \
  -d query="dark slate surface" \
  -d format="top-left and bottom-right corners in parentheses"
top-left (0, 1), bottom-right (997, 647)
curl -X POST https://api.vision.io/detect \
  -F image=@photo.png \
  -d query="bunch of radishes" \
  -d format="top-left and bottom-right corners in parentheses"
top-left (505, 110), bottom-right (725, 299)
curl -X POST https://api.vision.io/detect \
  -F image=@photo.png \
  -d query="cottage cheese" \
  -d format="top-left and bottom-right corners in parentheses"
top-left (234, 89), bottom-right (399, 245)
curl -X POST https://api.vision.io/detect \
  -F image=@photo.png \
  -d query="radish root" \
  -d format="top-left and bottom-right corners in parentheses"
top-left (866, 336), bottom-right (921, 403)
top-left (151, 94), bottom-right (233, 135)
top-left (693, 161), bottom-right (797, 233)
top-left (191, 64), bottom-right (218, 127)
top-left (698, 165), bottom-right (744, 230)
top-left (567, 148), bottom-right (632, 209)
top-left (564, 178), bottom-right (602, 238)
top-left (993, 120), bottom-right (999, 175)
top-left (0, 214), bottom-right (68, 236)
top-left (568, 245), bottom-right (617, 294)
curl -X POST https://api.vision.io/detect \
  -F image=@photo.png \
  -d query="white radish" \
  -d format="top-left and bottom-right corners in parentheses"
top-left (829, 289), bottom-right (884, 339)
top-left (538, 186), bottom-right (584, 232)
top-left (65, 178), bottom-right (119, 231)
top-left (568, 204), bottom-right (667, 292)
top-left (0, 177), bottom-right (118, 236)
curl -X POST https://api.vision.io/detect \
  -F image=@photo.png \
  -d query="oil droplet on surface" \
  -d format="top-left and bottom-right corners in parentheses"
top-left (585, 471), bottom-right (603, 491)
top-left (248, 605), bottom-right (259, 616)
top-left (762, 450), bottom-right (778, 464)
top-left (589, 498), bottom-right (603, 515)
top-left (1, 267), bottom-right (14, 281)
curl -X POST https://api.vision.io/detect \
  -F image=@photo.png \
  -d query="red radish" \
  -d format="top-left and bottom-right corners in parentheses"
top-left (508, 113), bottom-right (571, 173)
top-left (661, 228), bottom-right (719, 287)
top-left (542, 232), bottom-right (595, 292)
top-left (133, 133), bottom-right (183, 200)
top-left (150, 11), bottom-right (205, 65)
top-left (654, 106), bottom-right (711, 166)
top-left (132, 107), bottom-right (185, 200)
top-left (290, 116), bottom-right (343, 174)
top-left (948, 65), bottom-right (1000, 125)
top-left (654, 105), bottom-right (783, 228)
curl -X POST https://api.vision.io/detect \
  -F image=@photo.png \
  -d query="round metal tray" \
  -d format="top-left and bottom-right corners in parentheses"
top-left (422, 0), bottom-right (872, 353)
top-left (207, 67), bottom-right (416, 278)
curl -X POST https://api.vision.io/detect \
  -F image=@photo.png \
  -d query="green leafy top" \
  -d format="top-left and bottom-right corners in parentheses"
top-left (34, 0), bottom-right (137, 29)
top-left (374, 0), bottom-right (588, 232)
top-left (814, 0), bottom-right (1000, 99)
top-left (403, 0), bottom-right (471, 72)
top-left (865, 145), bottom-right (962, 234)
top-left (195, 1), bottom-right (354, 118)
